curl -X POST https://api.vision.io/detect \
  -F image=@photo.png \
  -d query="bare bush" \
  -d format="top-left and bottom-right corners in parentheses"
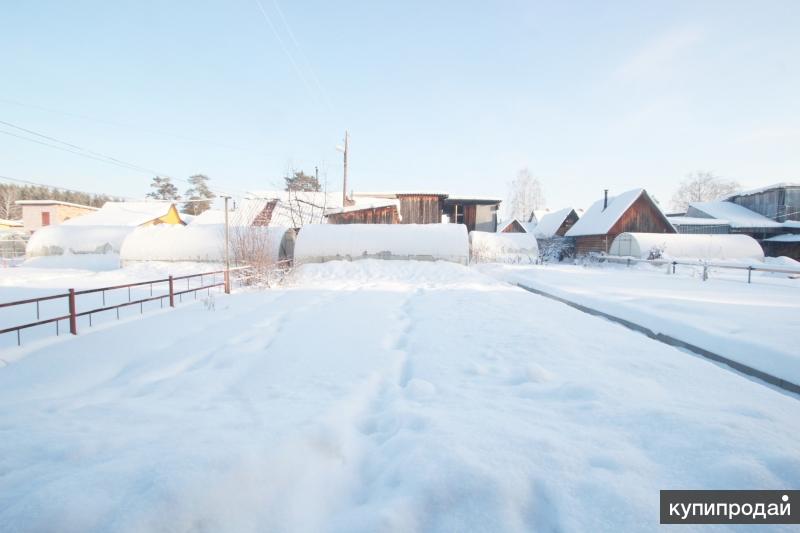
top-left (227, 226), bottom-right (290, 288)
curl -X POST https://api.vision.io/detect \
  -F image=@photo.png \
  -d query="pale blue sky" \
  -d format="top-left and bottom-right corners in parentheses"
top-left (1, 0), bottom-right (798, 209)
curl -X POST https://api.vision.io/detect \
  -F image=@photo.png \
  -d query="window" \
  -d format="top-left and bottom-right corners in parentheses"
top-left (41, 211), bottom-right (51, 226)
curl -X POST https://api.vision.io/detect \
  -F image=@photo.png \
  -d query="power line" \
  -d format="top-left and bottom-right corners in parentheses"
top-left (252, 0), bottom-right (331, 112)
top-left (0, 119), bottom-right (250, 197)
top-left (0, 96), bottom-right (280, 156)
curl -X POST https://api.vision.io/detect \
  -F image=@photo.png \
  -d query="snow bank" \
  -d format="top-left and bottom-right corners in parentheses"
top-left (26, 225), bottom-right (133, 256)
top-left (294, 224), bottom-right (469, 265)
top-left (609, 233), bottom-right (765, 261)
top-left (469, 231), bottom-right (538, 264)
top-left (120, 225), bottom-right (294, 263)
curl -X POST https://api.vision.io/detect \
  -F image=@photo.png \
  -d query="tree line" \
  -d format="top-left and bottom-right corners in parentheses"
top-left (0, 183), bottom-right (120, 220)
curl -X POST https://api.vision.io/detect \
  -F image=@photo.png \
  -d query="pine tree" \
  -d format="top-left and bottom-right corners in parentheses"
top-left (284, 171), bottom-right (320, 192)
top-left (182, 174), bottom-right (215, 215)
top-left (146, 176), bottom-right (180, 201)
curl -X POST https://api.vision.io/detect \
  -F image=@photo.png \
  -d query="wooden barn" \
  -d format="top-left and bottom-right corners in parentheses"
top-left (565, 189), bottom-right (675, 255)
top-left (325, 197), bottom-right (400, 225)
top-left (531, 208), bottom-right (581, 238)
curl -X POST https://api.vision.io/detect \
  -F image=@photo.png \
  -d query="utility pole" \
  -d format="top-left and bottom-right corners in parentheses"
top-left (342, 130), bottom-right (349, 207)
top-left (223, 196), bottom-right (231, 294)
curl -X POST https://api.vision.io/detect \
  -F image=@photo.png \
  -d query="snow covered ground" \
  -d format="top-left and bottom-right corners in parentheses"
top-left (479, 261), bottom-right (800, 387)
top-left (0, 260), bottom-right (798, 531)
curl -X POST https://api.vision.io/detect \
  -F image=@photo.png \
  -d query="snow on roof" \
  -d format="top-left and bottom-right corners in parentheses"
top-left (723, 182), bottom-right (800, 200)
top-left (783, 220), bottom-right (800, 229)
top-left (688, 201), bottom-right (783, 228)
top-left (566, 189), bottom-right (655, 237)
top-left (15, 200), bottom-right (98, 210)
top-left (667, 216), bottom-right (731, 226)
top-left (497, 219), bottom-right (536, 233)
top-left (764, 233), bottom-right (800, 243)
top-left (189, 209), bottom-right (225, 225)
top-left (444, 195), bottom-right (502, 203)
top-left (325, 196), bottom-right (400, 215)
top-left (352, 191), bottom-right (449, 198)
top-left (533, 207), bottom-right (576, 238)
top-left (61, 202), bottom-right (179, 227)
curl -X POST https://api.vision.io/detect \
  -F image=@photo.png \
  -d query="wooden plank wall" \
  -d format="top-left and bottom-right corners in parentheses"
top-left (556, 210), bottom-right (579, 236)
top-left (609, 193), bottom-right (675, 235)
top-left (398, 195), bottom-right (444, 224)
top-left (326, 205), bottom-right (399, 224)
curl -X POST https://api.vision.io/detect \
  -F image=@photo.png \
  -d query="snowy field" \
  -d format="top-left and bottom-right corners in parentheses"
top-left (0, 260), bottom-right (799, 531)
top-left (478, 262), bottom-right (800, 388)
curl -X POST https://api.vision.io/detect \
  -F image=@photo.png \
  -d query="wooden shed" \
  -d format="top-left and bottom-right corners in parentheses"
top-left (565, 189), bottom-right (675, 255)
top-left (443, 196), bottom-right (501, 232)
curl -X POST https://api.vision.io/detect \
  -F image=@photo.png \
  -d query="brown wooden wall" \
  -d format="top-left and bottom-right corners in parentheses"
top-left (608, 193), bottom-right (675, 235)
top-left (398, 195), bottom-right (444, 224)
top-left (556, 210), bottom-right (580, 236)
top-left (326, 205), bottom-right (399, 224)
top-left (501, 220), bottom-right (526, 233)
top-left (575, 192), bottom-right (674, 254)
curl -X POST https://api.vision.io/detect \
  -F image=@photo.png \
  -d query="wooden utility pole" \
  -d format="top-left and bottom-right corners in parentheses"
top-left (223, 196), bottom-right (231, 294)
top-left (342, 130), bottom-right (349, 207)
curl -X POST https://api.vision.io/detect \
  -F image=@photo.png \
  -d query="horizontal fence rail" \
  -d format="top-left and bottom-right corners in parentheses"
top-left (0, 266), bottom-right (251, 347)
top-left (598, 255), bottom-right (800, 283)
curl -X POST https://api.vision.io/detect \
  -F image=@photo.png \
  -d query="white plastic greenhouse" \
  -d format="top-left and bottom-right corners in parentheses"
top-left (469, 231), bottom-right (539, 264)
top-left (609, 233), bottom-right (765, 261)
top-left (294, 224), bottom-right (469, 265)
top-left (26, 225), bottom-right (133, 257)
top-left (120, 225), bottom-right (295, 264)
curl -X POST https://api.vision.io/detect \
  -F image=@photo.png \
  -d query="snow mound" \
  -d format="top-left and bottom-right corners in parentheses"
top-left (294, 224), bottom-right (469, 265)
top-left (609, 233), bottom-right (765, 261)
top-left (469, 231), bottom-right (538, 264)
top-left (26, 225), bottom-right (133, 256)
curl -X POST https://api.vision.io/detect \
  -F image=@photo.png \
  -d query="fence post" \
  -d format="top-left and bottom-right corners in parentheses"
top-left (672, 261), bottom-right (676, 274)
top-left (68, 288), bottom-right (78, 335)
top-left (169, 276), bottom-right (175, 307)
top-left (224, 270), bottom-right (230, 294)
top-left (702, 264), bottom-right (709, 282)
top-left (747, 266), bottom-right (753, 284)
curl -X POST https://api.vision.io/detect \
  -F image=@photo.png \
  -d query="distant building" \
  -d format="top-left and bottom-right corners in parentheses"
top-left (565, 189), bottom-right (675, 255)
top-left (0, 218), bottom-right (23, 231)
top-left (530, 208), bottom-right (581, 239)
top-left (62, 201), bottom-right (185, 227)
top-left (686, 201), bottom-right (784, 240)
top-left (723, 183), bottom-right (800, 222)
top-left (15, 200), bottom-right (98, 233)
top-left (498, 219), bottom-right (534, 234)
top-left (344, 192), bottom-right (502, 232)
top-left (666, 216), bottom-right (731, 234)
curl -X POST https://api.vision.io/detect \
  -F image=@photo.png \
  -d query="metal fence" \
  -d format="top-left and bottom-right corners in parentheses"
top-left (599, 255), bottom-right (800, 283)
top-left (0, 268), bottom-right (247, 347)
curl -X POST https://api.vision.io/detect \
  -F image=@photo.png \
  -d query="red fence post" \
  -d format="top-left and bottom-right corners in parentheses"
top-left (169, 276), bottom-right (175, 307)
top-left (68, 288), bottom-right (78, 335)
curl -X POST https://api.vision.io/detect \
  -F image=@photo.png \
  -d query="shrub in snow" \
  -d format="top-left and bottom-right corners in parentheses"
top-left (294, 224), bottom-right (469, 265)
top-left (469, 231), bottom-right (538, 264)
top-left (537, 236), bottom-right (574, 262)
top-left (26, 225), bottom-right (133, 256)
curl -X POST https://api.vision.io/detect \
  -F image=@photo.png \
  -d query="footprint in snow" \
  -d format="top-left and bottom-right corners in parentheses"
top-left (404, 378), bottom-right (437, 400)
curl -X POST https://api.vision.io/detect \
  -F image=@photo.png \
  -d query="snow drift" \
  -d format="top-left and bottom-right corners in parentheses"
top-left (469, 231), bottom-right (538, 264)
top-left (294, 224), bottom-right (469, 265)
top-left (26, 225), bottom-right (133, 256)
top-left (120, 224), bottom-right (294, 263)
top-left (609, 232), bottom-right (765, 261)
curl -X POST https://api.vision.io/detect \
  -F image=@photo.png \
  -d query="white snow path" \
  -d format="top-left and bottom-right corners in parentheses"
top-left (0, 260), bottom-right (798, 532)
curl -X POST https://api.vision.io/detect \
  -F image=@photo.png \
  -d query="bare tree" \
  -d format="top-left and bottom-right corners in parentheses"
top-left (506, 168), bottom-right (546, 222)
top-left (0, 186), bottom-right (20, 220)
top-left (670, 171), bottom-right (740, 212)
